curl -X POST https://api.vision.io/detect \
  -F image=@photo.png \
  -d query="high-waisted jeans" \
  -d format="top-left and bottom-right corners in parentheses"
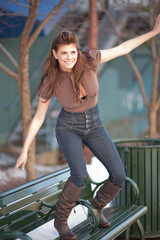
top-left (56, 104), bottom-right (126, 188)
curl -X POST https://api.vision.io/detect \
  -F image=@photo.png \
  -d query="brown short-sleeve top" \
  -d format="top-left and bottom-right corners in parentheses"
top-left (38, 50), bottom-right (101, 112)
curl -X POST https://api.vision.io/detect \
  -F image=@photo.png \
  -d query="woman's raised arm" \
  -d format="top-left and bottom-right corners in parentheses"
top-left (100, 14), bottom-right (160, 63)
top-left (14, 97), bottom-right (51, 172)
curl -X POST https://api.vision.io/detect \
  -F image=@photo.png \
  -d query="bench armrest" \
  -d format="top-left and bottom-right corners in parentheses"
top-left (37, 200), bottom-right (55, 220)
top-left (76, 199), bottom-right (99, 233)
top-left (0, 230), bottom-right (32, 240)
top-left (125, 176), bottom-right (139, 204)
top-left (86, 174), bottom-right (106, 196)
top-left (87, 174), bottom-right (139, 204)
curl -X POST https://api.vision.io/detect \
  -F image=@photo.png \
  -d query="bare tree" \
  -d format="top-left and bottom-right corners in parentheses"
top-left (0, 0), bottom-right (66, 181)
top-left (88, 0), bottom-right (98, 49)
top-left (102, 1), bottom-right (160, 137)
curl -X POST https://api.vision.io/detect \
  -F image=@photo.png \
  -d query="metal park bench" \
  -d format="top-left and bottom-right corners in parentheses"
top-left (0, 167), bottom-right (147, 240)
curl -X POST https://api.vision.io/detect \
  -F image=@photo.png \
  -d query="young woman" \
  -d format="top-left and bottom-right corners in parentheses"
top-left (14, 15), bottom-right (160, 240)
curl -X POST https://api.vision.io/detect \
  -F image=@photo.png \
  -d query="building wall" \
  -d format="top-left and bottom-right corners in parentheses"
top-left (98, 46), bottom-right (152, 138)
top-left (0, 30), bottom-right (58, 146)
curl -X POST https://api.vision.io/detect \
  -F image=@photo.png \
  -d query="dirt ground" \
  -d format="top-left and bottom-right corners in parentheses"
top-left (0, 164), bottom-right (66, 192)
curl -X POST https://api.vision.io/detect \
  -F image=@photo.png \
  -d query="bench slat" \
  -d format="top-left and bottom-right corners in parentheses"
top-left (0, 177), bottom-right (92, 218)
top-left (56, 205), bottom-right (147, 240)
top-left (0, 168), bottom-right (70, 205)
top-left (0, 167), bottom-right (148, 240)
top-left (0, 184), bottom-right (63, 216)
top-left (72, 205), bottom-right (135, 237)
top-left (0, 176), bottom-right (93, 235)
top-left (95, 206), bottom-right (147, 240)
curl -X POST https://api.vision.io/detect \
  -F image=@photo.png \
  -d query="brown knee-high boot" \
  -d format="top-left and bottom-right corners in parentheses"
top-left (92, 179), bottom-right (122, 228)
top-left (54, 180), bottom-right (82, 240)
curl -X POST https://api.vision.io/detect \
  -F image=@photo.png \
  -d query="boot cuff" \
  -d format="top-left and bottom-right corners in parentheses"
top-left (62, 180), bottom-right (82, 201)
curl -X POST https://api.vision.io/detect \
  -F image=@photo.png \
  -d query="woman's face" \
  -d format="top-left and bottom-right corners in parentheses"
top-left (53, 44), bottom-right (78, 72)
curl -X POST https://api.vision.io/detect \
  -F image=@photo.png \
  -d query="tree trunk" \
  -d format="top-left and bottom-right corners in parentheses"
top-left (149, 106), bottom-right (157, 138)
top-left (84, 0), bottom-right (98, 163)
top-left (157, 85), bottom-right (160, 133)
top-left (18, 0), bottom-right (66, 180)
top-left (19, 0), bottom-right (40, 181)
top-left (88, 0), bottom-right (98, 49)
top-left (19, 43), bottom-right (36, 181)
top-left (150, 38), bottom-right (159, 137)
top-left (0, 0), bottom-right (67, 181)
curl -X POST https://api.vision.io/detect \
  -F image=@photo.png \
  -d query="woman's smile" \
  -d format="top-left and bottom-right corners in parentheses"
top-left (53, 44), bottom-right (78, 72)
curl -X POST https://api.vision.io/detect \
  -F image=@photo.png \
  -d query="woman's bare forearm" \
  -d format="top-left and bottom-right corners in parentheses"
top-left (14, 97), bottom-right (51, 172)
top-left (120, 30), bottom-right (157, 55)
top-left (22, 116), bottom-right (44, 154)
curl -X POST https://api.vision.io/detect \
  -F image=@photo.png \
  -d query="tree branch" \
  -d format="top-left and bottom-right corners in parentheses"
top-left (28, 0), bottom-right (66, 48)
top-left (125, 54), bottom-right (150, 108)
top-left (0, 43), bottom-right (19, 69)
top-left (21, 0), bottom-right (40, 43)
top-left (0, 62), bottom-right (18, 81)
top-left (12, 0), bottom-right (31, 8)
top-left (104, 8), bottom-right (150, 108)
top-left (156, 96), bottom-right (160, 110)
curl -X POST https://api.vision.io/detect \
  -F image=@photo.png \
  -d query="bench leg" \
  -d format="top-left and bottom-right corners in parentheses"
top-left (137, 219), bottom-right (145, 240)
top-left (125, 227), bottom-right (130, 240)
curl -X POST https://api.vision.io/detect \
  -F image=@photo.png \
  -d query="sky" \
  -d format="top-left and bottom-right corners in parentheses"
top-left (0, 0), bottom-right (76, 35)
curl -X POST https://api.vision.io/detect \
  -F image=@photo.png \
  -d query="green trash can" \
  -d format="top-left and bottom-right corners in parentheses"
top-left (114, 138), bottom-right (160, 238)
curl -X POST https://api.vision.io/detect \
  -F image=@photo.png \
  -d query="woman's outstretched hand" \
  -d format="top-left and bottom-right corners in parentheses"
top-left (14, 151), bottom-right (28, 173)
top-left (153, 14), bottom-right (160, 34)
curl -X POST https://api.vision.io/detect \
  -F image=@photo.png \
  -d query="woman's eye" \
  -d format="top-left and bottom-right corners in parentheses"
top-left (61, 51), bottom-right (77, 55)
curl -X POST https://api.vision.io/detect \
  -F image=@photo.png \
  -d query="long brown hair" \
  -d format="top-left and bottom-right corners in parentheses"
top-left (39, 30), bottom-right (96, 102)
